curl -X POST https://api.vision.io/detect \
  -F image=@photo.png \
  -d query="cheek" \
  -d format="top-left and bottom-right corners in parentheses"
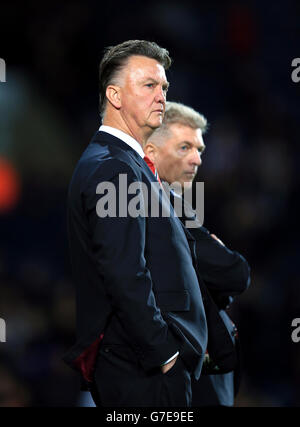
top-left (126, 96), bottom-right (148, 119)
top-left (169, 159), bottom-right (184, 181)
top-left (135, 96), bottom-right (152, 115)
top-left (175, 158), bottom-right (185, 172)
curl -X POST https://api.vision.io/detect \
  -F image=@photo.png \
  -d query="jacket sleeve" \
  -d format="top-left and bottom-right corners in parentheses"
top-left (172, 191), bottom-right (250, 303)
top-left (83, 159), bottom-right (179, 372)
top-left (190, 225), bottom-right (251, 300)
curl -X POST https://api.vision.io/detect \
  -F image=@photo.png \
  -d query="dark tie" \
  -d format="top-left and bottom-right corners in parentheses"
top-left (143, 155), bottom-right (162, 185)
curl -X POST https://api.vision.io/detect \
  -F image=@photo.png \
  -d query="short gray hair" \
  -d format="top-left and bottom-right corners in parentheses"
top-left (149, 101), bottom-right (208, 145)
top-left (164, 101), bottom-right (207, 131)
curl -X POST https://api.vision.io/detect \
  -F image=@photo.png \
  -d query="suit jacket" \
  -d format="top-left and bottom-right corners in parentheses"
top-left (169, 189), bottom-right (250, 406)
top-left (63, 130), bottom-right (208, 388)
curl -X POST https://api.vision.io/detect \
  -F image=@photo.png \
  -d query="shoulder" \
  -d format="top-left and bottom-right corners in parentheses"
top-left (69, 132), bottom-right (145, 197)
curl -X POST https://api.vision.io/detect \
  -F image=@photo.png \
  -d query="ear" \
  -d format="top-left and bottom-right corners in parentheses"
top-left (106, 85), bottom-right (121, 109)
top-left (143, 142), bottom-right (159, 164)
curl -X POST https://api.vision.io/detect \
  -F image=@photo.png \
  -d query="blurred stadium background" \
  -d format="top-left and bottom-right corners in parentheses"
top-left (0, 0), bottom-right (299, 406)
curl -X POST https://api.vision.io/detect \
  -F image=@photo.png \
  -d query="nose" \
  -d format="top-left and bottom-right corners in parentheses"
top-left (190, 149), bottom-right (202, 167)
top-left (154, 85), bottom-right (166, 104)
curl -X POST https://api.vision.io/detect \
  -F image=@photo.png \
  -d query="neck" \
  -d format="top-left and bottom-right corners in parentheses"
top-left (103, 109), bottom-right (154, 146)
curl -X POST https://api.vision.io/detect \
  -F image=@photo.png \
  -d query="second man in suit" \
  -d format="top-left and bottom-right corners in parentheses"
top-left (144, 101), bottom-right (251, 406)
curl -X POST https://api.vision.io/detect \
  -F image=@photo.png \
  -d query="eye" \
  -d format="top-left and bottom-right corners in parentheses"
top-left (145, 83), bottom-right (154, 88)
top-left (180, 145), bottom-right (188, 151)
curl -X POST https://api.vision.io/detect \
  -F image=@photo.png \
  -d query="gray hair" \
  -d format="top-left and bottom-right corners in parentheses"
top-left (149, 101), bottom-right (208, 145)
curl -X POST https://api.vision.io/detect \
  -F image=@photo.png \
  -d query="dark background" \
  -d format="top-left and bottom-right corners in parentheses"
top-left (0, 0), bottom-right (299, 406)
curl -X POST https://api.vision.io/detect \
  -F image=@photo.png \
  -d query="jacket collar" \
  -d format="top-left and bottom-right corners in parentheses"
top-left (92, 130), bottom-right (152, 174)
top-left (99, 125), bottom-right (144, 158)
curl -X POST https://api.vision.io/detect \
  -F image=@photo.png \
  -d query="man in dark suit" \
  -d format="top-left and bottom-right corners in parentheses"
top-left (63, 41), bottom-right (209, 407)
top-left (144, 101), bottom-right (251, 406)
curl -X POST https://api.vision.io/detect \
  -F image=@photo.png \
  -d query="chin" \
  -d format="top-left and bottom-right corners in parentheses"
top-left (150, 117), bottom-right (163, 128)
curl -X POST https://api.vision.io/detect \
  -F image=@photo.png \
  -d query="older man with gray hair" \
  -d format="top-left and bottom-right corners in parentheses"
top-left (64, 41), bottom-right (211, 407)
top-left (144, 101), bottom-right (250, 406)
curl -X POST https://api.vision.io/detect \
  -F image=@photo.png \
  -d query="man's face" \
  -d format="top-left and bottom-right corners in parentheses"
top-left (155, 123), bottom-right (205, 188)
top-left (119, 56), bottom-right (169, 135)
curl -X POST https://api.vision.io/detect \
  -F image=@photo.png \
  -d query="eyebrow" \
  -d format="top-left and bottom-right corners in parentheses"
top-left (144, 78), bottom-right (169, 89)
top-left (180, 141), bottom-right (206, 152)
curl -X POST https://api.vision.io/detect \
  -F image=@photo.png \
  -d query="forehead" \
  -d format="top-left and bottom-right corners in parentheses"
top-left (122, 55), bottom-right (167, 82)
top-left (166, 123), bottom-right (204, 148)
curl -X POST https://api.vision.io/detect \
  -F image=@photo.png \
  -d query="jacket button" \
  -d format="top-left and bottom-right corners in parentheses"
top-left (104, 347), bottom-right (109, 353)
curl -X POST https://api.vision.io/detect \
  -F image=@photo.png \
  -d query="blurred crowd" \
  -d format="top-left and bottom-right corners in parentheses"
top-left (0, 0), bottom-right (299, 406)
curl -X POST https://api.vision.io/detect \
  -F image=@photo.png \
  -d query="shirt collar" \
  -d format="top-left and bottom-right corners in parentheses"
top-left (99, 125), bottom-right (144, 158)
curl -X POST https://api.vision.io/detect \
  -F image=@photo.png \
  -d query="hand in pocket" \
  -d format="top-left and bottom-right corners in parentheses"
top-left (161, 355), bottom-right (178, 374)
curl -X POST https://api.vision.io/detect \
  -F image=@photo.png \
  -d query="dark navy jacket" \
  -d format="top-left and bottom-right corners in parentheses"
top-left (170, 191), bottom-right (250, 406)
top-left (190, 225), bottom-right (250, 406)
top-left (63, 131), bottom-right (208, 386)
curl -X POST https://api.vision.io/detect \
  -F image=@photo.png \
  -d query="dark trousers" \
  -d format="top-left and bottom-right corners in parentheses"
top-left (90, 343), bottom-right (192, 407)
